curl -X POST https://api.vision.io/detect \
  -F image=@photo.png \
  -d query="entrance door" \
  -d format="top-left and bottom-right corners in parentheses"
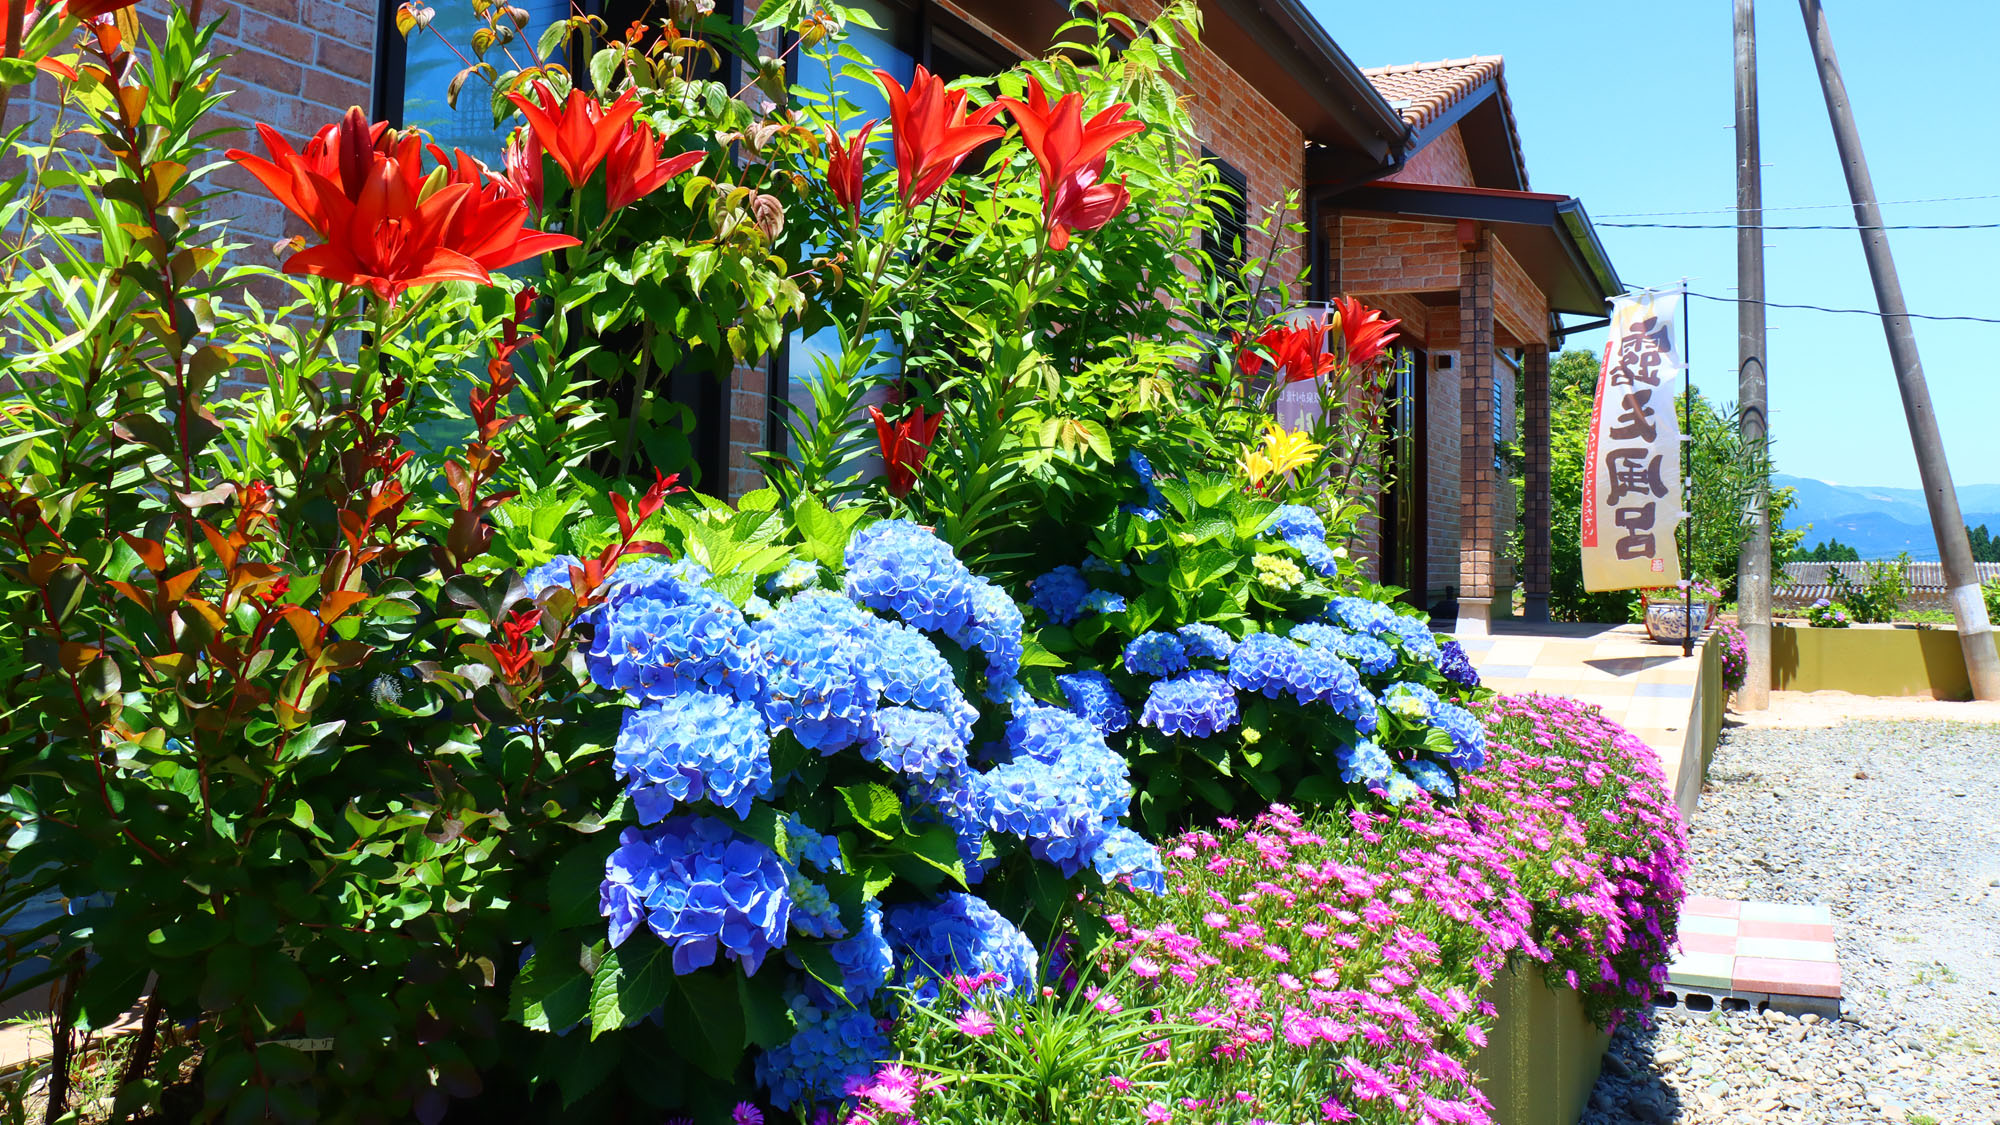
top-left (1378, 347), bottom-right (1428, 605)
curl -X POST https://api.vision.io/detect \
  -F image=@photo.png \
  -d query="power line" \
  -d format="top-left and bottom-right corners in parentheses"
top-left (1602, 221), bottom-right (2000, 230)
top-left (1595, 192), bottom-right (2000, 218)
top-left (1678, 290), bottom-right (2000, 325)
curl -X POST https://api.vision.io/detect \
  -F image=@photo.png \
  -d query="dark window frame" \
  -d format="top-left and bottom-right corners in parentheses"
top-left (1200, 148), bottom-right (1250, 286)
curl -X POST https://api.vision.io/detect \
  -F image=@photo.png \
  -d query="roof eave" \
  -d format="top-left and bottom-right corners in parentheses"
top-left (1200, 0), bottom-right (1411, 161)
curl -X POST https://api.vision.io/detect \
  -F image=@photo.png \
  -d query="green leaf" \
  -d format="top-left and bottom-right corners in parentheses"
top-left (901, 823), bottom-right (968, 886)
top-left (511, 936), bottom-right (594, 1033)
top-left (282, 720), bottom-right (345, 760)
top-left (588, 941), bottom-right (676, 1038)
top-left (738, 971), bottom-right (793, 1048)
top-left (548, 835), bottom-right (621, 930)
top-left (837, 782), bottom-right (906, 840)
top-left (665, 970), bottom-right (746, 1079)
top-left (789, 940), bottom-right (848, 1004)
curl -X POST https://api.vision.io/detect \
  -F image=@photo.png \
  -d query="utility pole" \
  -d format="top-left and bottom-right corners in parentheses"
top-left (1734, 0), bottom-right (1772, 709)
top-left (1797, 0), bottom-right (2000, 700)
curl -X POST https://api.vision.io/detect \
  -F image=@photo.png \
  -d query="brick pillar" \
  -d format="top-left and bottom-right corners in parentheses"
top-left (1455, 223), bottom-right (1497, 636)
top-left (1522, 342), bottom-right (1553, 621)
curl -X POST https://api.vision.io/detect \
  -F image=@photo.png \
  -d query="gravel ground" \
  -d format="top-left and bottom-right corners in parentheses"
top-left (1582, 717), bottom-right (2000, 1125)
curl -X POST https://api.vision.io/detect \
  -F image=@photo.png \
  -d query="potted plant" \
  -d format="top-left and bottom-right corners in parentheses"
top-left (1641, 578), bottom-right (1722, 644)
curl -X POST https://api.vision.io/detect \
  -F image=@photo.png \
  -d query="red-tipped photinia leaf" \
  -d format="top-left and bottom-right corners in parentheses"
top-left (875, 66), bottom-right (1002, 209)
top-left (1332, 296), bottom-right (1402, 370)
top-left (869, 404), bottom-right (942, 498)
top-left (505, 80), bottom-right (641, 190)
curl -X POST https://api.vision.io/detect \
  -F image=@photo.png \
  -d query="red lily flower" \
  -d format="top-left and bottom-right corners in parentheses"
top-left (1333, 296), bottom-right (1402, 369)
top-left (277, 157), bottom-right (488, 303)
top-left (505, 80), bottom-right (642, 190)
top-left (825, 119), bottom-right (877, 225)
top-left (226, 107), bottom-right (413, 237)
top-left (59, 0), bottom-right (139, 17)
top-left (603, 120), bottom-right (704, 213)
top-left (1278, 320), bottom-right (1336, 384)
top-left (869, 404), bottom-right (942, 498)
top-left (502, 126), bottom-right (545, 216)
top-left (875, 66), bottom-right (1003, 209)
top-left (431, 145), bottom-right (581, 270)
top-left (1233, 326), bottom-right (1288, 378)
top-left (992, 77), bottom-right (1144, 246)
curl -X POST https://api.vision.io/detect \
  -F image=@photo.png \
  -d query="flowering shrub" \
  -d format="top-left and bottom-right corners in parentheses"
top-left (1716, 622), bottom-right (1749, 694)
top-left (1018, 463), bottom-right (1487, 831)
top-left (1804, 597), bottom-right (1854, 628)
top-left (847, 693), bottom-right (1686, 1124)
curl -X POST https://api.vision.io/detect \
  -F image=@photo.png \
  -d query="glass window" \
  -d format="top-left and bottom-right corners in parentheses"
top-left (395, 2), bottom-right (571, 164)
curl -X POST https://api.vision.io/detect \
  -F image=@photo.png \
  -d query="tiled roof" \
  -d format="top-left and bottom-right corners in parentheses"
top-left (1361, 56), bottom-right (1526, 189)
top-left (1361, 56), bottom-right (1504, 133)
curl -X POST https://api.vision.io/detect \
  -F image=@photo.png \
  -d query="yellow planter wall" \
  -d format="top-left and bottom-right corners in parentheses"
top-left (1770, 624), bottom-right (1999, 700)
top-left (1473, 962), bottom-right (1612, 1125)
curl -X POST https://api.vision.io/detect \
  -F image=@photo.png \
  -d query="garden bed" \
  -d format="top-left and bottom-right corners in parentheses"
top-left (1770, 623), bottom-right (2000, 699)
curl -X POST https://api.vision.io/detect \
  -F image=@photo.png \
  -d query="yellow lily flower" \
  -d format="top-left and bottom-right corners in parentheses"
top-left (1240, 422), bottom-right (1322, 486)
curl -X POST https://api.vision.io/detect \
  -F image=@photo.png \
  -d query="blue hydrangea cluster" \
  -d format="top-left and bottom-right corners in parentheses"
top-left (1139, 670), bottom-right (1240, 738)
top-left (883, 893), bottom-right (1039, 1003)
top-left (753, 991), bottom-right (889, 1110)
top-left (584, 566), bottom-right (761, 702)
top-left (1227, 631), bottom-right (1307, 700)
top-left (1384, 613), bottom-right (1443, 663)
top-left (969, 707), bottom-right (1138, 876)
top-left (1263, 504), bottom-right (1327, 542)
top-left (613, 692), bottom-right (772, 821)
top-left (1328, 596), bottom-right (1399, 636)
top-left (600, 819), bottom-right (791, 974)
top-left (1291, 622), bottom-right (1397, 675)
top-left (1056, 670), bottom-right (1131, 733)
top-left (1438, 638), bottom-right (1480, 687)
top-left (862, 706), bottom-right (968, 780)
top-left (844, 520), bottom-right (1024, 679)
top-left (1177, 622), bottom-right (1236, 662)
top-left (1405, 758), bottom-right (1456, 798)
top-left (770, 559), bottom-right (822, 593)
top-left (1429, 700), bottom-right (1487, 769)
top-left (1123, 631), bottom-right (1189, 677)
top-left (1384, 680), bottom-right (1442, 722)
top-left (1029, 566), bottom-right (1091, 625)
top-left (1336, 738), bottom-right (1393, 786)
top-left (1092, 825), bottom-right (1167, 894)
top-left (1080, 589), bottom-right (1127, 614)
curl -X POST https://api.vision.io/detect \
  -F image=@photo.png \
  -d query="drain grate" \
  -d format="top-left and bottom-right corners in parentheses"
top-left (1654, 986), bottom-right (1840, 1020)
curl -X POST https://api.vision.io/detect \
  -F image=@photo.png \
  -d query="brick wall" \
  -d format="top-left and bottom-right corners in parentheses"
top-left (1383, 122), bottom-right (1471, 188)
top-left (1333, 216), bottom-right (1459, 296)
top-left (9, 1), bottom-right (383, 262)
top-left (1455, 227), bottom-right (1495, 611)
top-left (1489, 231), bottom-right (1546, 347)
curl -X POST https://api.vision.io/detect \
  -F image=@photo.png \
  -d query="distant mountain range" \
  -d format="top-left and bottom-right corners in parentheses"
top-left (1777, 474), bottom-right (2000, 561)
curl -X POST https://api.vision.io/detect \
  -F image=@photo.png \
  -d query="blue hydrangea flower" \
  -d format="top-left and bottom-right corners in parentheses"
top-left (1384, 681), bottom-right (1442, 722)
top-left (1438, 638), bottom-right (1481, 687)
top-left (1057, 670), bottom-right (1131, 733)
top-left (1123, 504), bottom-right (1163, 523)
top-left (787, 872), bottom-right (844, 938)
top-left (1384, 614), bottom-right (1443, 664)
top-left (613, 691), bottom-right (772, 821)
top-left (1290, 623), bottom-right (1395, 676)
top-left (770, 559), bottom-right (822, 593)
top-left (586, 569), bottom-right (760, 702)
top-left (885, 894), bottom-right (1038, 1003)
top-left (1092, 825), bottom-right (1165, 894)
top-left (1079, 589), bottom-right (1127, 615)
top-left (983, 673), bottom-right (1033, 716)
top-left (1263, 504), bottom-right (1327, 543)
top-left (599, 818), bottom-right (791, 974)
top-left (1286, 534), bottom-right (1342, 578)
top-left (1177, 622), bottom-right (1236, 663)
top-left (871, 621), bottom-right (978, 736)
top-left (1227, 631), bottom-right (1307, 700)
top-left (971, 707), bottom-right (1132, 874)
top-left (1123, 631), bottom-right (1189, 677)
top-left (1335, 738), bottom-right (1393, 786)
top-left (743, 594), bottom-right (775, 619)
top-left (523, 554), bottom-right (580, 598)
top-left (1405, 759), bottom-right (1457, 798)
top-left (754, 992), bottom-right (890, 1110)
top-left (1430, 701), bottom-right (1487, 770)
top-left (843, 520), bottom-right (1024, 679)
top-left (1082, 555), bottom-right (1130, 577)
top-left (1029, 566), bottom-right (1091, 625)
top-left (754, 591), bottom-right (888, 752)
top-left (1139, 670), bottom-right (1240, 739)
top-left (823, 900), bottom-right (892, 1003)
top-left (782, 814), bottom-right (843, 874)
top-left (1327, 596), bottom-right (1399, 637)
top-left (1382, 772), bottom-right (1424, 806)
top-left (1125, 448), bottom-right (1156, 483)
top-left (862, 706), bottom-right (968, 780)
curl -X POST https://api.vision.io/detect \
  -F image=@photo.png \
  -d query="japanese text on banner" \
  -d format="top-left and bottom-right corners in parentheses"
top-left (1581, 289), bottom-right (1684, 592)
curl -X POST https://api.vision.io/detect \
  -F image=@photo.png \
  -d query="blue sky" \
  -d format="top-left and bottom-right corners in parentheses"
top-left (1307, 0), bottom-right (2000, 490)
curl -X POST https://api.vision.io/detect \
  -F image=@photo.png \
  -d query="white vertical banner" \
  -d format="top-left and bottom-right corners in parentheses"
top-left (1582, 289), bottom-right (1686, 592)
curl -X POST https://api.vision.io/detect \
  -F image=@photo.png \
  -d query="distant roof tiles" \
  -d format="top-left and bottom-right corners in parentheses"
top-left (1361, 56), bottom-right (1526, 189)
